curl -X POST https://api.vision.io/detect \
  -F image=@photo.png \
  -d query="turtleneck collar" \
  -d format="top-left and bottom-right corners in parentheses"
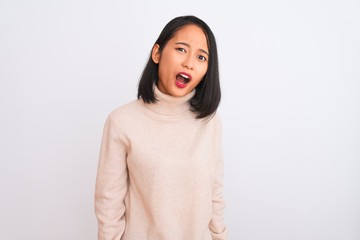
top-left (143, 85), bottom-right (195, 116)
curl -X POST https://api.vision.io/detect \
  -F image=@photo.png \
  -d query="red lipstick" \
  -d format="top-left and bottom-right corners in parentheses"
top-left (175, 72), bottom-right (192, 88)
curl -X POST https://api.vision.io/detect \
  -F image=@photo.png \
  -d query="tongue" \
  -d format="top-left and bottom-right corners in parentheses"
top-left (176, 75), bottom-right (187, 88)
top-left (176, 75), bottom-right (186, 84)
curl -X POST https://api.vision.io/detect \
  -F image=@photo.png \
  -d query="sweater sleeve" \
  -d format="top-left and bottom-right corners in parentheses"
top-left (95, 114), bottom-right (129, 240)
top-left (209, 116), bottom-right (227, 240)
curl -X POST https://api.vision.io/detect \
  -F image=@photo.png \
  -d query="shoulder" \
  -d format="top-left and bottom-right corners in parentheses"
top-left (108, 99), bottom-right (142, 119)
top-left (201, 111), bottom-right (222, 128)
top-left (105, 99), bottom-right (144, 128)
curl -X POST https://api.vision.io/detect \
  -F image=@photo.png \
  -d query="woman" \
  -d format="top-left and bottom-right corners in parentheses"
top-left (95, 15), bottom-right (227, 240)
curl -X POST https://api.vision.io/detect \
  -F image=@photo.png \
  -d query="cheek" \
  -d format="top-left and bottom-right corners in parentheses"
top-left (158, 59), bottom-right (169, 75)
top-left (158, 67), bottom-right (169, 84)
top-left (158, 53), bottom-right (175, 75)
top-left (199, 65), bottom-right (208, 79)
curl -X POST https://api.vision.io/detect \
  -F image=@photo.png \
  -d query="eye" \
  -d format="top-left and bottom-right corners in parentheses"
top-left (198, 55), bottom-right (207, 61)
top-left (176, 48), bottom-right (186, 53)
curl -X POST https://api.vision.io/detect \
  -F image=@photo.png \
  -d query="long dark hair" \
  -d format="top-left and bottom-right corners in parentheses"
top-left (137, 15), bottom-right (221, 119)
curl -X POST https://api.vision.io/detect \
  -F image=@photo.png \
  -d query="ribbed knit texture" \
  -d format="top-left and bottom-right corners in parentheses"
top-left (95, 86), bottom-right (227, 240)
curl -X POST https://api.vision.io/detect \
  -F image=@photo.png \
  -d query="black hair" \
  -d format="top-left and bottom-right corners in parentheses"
top-left (137, 15), bottom-right (221, 119)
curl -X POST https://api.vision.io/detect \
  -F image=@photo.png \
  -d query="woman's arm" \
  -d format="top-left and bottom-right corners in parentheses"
top-left (95, 115), bottom-right (129, 240)
top-left (209, 116), bottom-right (227, 240)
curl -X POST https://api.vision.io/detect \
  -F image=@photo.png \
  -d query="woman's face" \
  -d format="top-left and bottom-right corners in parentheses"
top-left (152, 24), bottom-right (209, 97)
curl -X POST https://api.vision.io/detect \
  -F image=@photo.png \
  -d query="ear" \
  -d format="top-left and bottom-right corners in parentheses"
top-left (151, 44), bottom-right (161, 64)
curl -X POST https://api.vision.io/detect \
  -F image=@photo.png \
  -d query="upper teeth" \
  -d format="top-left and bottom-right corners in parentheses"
top-left (180, 74), bottom-right (189, 79)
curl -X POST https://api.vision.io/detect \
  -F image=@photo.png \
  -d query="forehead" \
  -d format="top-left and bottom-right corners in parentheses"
top-left (169, 24), bottom-right (208, 51)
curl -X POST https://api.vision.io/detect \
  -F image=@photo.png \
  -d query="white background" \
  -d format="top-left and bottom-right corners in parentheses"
top-left (1, 0), bottom-right (359, 239)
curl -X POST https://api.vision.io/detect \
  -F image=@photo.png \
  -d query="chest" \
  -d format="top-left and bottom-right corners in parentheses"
top-left (126, 119), bottom-right (215, 175)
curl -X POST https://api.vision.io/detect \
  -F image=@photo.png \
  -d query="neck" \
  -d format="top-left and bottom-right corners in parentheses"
top-left (143, 85), bottom-right (195, 116)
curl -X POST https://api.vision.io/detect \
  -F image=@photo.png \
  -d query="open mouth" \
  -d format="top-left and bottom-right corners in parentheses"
top-left (175, 72), bottom-right (192, 88)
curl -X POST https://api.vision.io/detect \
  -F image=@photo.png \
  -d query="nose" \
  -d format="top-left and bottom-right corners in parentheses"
top-left (182, 55), bottom-right (194, 70)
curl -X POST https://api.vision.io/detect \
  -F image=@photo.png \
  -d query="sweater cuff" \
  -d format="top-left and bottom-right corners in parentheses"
top-left (210, 227), bottom-right (227, 240)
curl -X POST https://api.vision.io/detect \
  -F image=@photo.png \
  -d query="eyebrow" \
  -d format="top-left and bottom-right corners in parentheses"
top-left (175, 42), bottom-right (209, 56)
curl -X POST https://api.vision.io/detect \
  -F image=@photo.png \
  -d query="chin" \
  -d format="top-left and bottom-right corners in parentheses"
top-left (171, 88), bottom-right (191, 97)
top-left (169, 91), bottom-right (187, 97)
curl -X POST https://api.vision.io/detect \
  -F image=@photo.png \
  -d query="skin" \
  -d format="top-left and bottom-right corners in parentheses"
top-left (152, 24), bottom-right (209, 97)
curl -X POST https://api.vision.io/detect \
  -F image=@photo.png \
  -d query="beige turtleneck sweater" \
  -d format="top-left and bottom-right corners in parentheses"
top-left (95, 86), bottom-right (227, 240)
